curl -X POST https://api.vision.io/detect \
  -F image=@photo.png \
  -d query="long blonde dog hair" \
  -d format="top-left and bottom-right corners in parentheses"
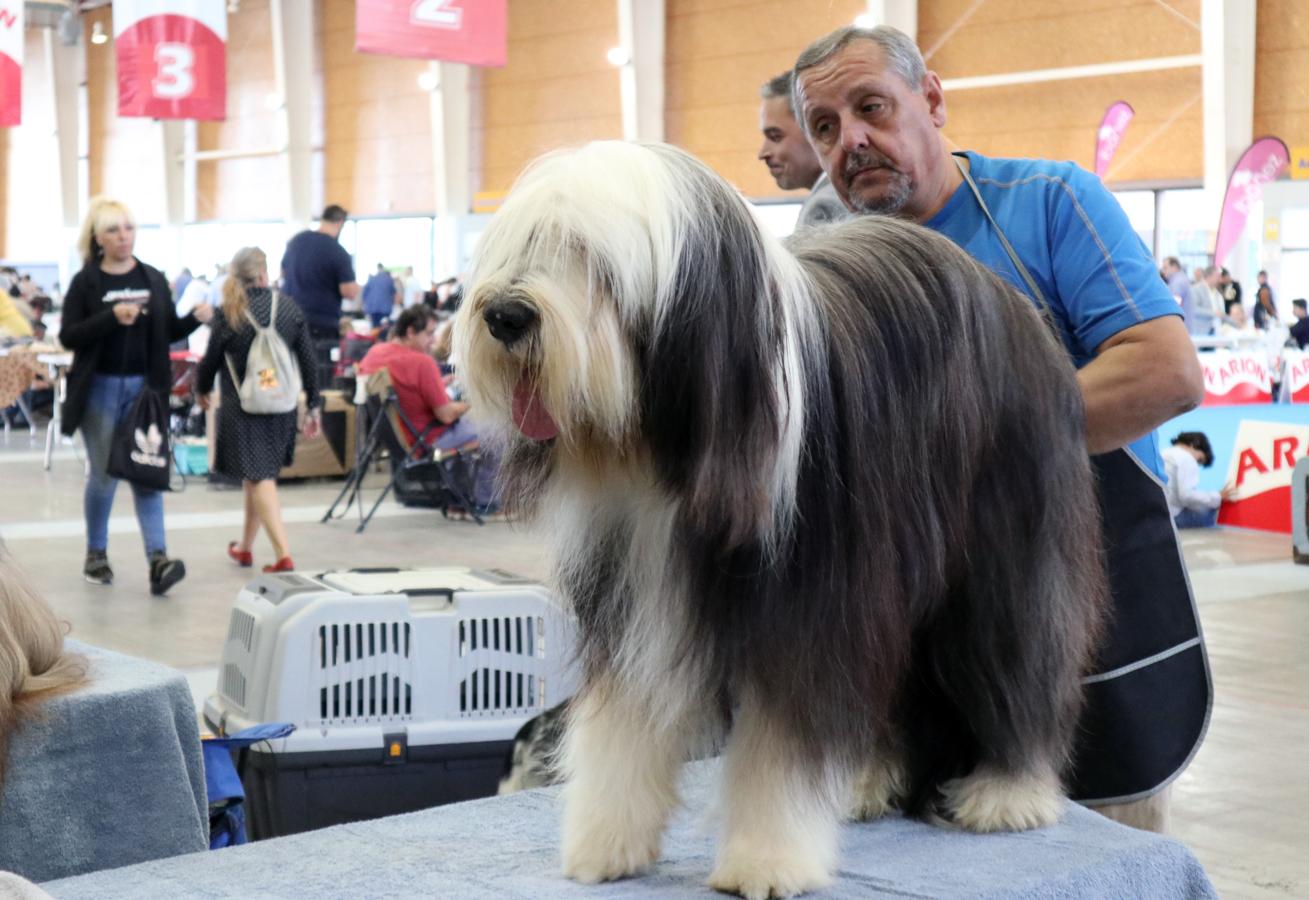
top-left (0, 545), bottom-right (87, 789)
top-left (221, 247), bottom-right (269, 328)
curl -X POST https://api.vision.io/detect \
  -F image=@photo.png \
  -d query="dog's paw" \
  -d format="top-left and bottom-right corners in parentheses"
top-left (708, 846), bottom-right (832, 900)
top-left (561, 817), bottom-right (662, 884)
top-left (849, 756), bottom-right (905, 822)
top-left (940, 767), bottom-right (1064, 833)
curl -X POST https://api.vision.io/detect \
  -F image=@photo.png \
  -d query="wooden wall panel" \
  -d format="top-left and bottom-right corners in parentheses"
top-left (85, 7), bottom-right (165, 224)
top-left (921, 0), bottom-right (1201, 78)
top-left (321, 0), bottom-right (435, 216)
top-left (1254, 0), bottom-right (1309, 148)
top-left (924, 0), bottom-right (1203, 183)
top-left (196, 0), bottom-right (282, 222)
top-left (944, 68), bottom-right (1203, 183)
top-left (475, 0), bottom-right (622, 197)
top-left (665, 0), bottom-right (865, 200)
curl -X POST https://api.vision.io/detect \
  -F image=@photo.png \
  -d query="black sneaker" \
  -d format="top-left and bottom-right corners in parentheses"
top-left (148, 553), bottom-right (186, 596)
top-left (84, 551), bottom-right (113, 585)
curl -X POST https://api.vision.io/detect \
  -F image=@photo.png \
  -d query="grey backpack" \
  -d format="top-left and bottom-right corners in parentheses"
top-left (225, 291), bottom-right (302, 414)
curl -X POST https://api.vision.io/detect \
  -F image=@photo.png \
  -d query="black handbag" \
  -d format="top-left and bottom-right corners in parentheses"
top-left (106, 386), bottom-right (173, 491)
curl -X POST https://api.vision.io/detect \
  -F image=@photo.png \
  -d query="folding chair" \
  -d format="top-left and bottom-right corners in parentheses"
top-left (322, 368), bottom-right (483, 532)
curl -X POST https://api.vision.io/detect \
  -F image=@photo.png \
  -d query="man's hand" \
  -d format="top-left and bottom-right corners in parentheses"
top-left (1078, 316), bottom-right (1203, 455)
top-left (112, 302), bottom-right (142, 326)
top-left (196, 392), bottom-right (211, 411)
top-left (193, 302), bottom-right (214, 324)
top-left (1220, 482), bottom-right (1237, 502)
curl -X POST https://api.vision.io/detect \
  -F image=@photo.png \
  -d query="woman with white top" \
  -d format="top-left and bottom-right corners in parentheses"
top-left (1162, 432), bottom-right (1234, 528)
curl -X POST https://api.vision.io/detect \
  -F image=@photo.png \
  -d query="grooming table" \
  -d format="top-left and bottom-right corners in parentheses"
top-left (0, 642), bottom-right (208, 882)
top-left (42, 761), bottom-right (1214, 898)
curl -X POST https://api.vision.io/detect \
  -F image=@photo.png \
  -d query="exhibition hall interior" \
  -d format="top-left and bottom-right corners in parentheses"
top-left (0, 0), bottom-right (1305, 897)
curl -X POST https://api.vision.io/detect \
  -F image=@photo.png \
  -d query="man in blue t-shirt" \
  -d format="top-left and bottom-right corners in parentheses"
top-left (362, 264), bottom-right (399, 327)
top-left (281, 204), bottom-right (361, 386)
top-left (794, 26), bottom-right (1207, 832)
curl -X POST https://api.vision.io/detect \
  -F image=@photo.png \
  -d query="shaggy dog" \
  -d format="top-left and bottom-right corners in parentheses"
top-left (455, 141), bottom-right (1107, 899)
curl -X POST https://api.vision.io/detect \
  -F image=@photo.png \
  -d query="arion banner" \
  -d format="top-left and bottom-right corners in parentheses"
top-left (1094, 101), bottom-right (1133, 180)
top-left (1199, 349), bottom-right (1275, 406)
top-left (0, 1), bottom-right (22, 127)
top-left (1283, 350), bottom-right (1309, 404)
top-left (356, 0), bottom-right (507, 67)
top-left (115, 0), bottom-right (226, 120)
top-left (1213, 137), bottom-right (1290, 269)
top-left (1218, 419), bottom-right (1309, 533)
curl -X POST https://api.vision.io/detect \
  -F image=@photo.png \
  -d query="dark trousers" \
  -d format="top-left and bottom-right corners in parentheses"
top-left (308, 326), bottom-right (339, 392)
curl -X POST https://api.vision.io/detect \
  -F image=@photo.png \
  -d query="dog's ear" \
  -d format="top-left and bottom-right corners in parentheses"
top-left (639, 181), bottom-right (788, 550)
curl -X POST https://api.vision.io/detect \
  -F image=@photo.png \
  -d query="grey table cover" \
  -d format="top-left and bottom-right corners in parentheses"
top-left (42, 759), bottom-right (1214, 899)
top-left (0, 641), bottom-right (207, 882)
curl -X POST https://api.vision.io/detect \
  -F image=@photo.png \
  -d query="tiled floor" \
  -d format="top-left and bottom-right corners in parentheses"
top-left (1, 426), bottom-right (1305, 897)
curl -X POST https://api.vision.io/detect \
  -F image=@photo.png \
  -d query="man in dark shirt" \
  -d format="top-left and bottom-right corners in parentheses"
top-left (1291, 299), bottom-right (1309, 349)
top-left (281, 204), bottom-right (361, 387)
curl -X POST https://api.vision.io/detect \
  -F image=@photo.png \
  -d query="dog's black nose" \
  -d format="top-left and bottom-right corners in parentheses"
top-left (483, 299), bottom-right (539, 346)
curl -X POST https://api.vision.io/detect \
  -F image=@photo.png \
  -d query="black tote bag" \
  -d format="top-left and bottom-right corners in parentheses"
top-left (107, 386), bottom-right (173, 491)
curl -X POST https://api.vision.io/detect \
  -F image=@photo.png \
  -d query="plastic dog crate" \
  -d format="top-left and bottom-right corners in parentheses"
top-left (203, 567), bottom-right (578, 839)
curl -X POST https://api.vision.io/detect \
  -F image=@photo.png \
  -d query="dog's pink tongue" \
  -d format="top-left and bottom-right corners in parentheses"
top-left (512, 378), bottom-right (559, 441)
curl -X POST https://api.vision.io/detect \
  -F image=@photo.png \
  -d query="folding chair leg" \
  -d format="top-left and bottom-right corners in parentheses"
top-left (323, 414), bottom-right (387, 523)
top-left (356, 468), bottom-right (402, 533)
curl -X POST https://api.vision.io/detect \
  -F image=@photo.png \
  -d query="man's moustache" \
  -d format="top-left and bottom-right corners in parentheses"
top-left (845, 154), bottom-right (897, 180)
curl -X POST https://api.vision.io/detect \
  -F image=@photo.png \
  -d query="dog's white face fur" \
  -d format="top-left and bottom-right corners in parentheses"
top-left (455, 141), bottom-right (812, 544)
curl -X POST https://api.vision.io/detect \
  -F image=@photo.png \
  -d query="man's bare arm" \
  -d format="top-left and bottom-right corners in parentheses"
top-left (1077, 316), bottom-right (1203, 455)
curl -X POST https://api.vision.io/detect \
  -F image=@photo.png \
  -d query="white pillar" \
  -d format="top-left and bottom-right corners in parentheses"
top-left (159, 120), bottom-right (188, 272)
top-left (271, 0), bottom-right (315, 226)
top-left (47, 32), bottom-right (82, 232)
top-left (1201, 0), bottom-right (1256, 251)
top-left (428, 61), bottom-right (473, 278)
top-left (616, 0), bottom-right (664, 142)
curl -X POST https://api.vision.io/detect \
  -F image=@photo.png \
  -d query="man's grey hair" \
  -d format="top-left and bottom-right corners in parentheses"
top-left (792, 26), bottom-right (927, 124)
top-left (760, 71), bottom-right (793, 101)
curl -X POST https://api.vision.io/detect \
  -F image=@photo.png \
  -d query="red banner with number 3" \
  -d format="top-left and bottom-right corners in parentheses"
top-left (356, 0), bottom-right (507, 67)
top-left (115, 0), bottom-right (226, 120)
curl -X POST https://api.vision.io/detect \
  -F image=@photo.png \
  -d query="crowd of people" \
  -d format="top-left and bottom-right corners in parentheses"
top-left (1160, 256), bottom-right (1308, 349)
top-left (0, 192), bottom-right (493, 594)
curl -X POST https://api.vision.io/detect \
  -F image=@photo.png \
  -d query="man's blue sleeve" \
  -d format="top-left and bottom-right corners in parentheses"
top-left (1046, 167), bottom-right (1180, 355)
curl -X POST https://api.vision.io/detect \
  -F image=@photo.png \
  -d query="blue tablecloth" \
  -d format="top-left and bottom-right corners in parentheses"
top-left (42, 759), bottom-right (1214, 898)
top-left (0, 641), bottom-right (207, 881)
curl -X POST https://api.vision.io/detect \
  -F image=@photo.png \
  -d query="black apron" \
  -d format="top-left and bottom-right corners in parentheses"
top-left (953, 155), bottom-right (1212, 804)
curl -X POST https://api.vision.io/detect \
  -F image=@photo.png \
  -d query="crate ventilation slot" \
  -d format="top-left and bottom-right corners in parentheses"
top-left (319, 674), bottom-right (412, 720)
top-left (227, 609), bottom-right (256, 653)
top-left (318, 621), bottom-right (411, 667)
top-left (460, 670), bottom-right (544, 714)
top-left (458, 616), bottom-right (544, 658)
top-left (222, 663), bottom-right (247, 709)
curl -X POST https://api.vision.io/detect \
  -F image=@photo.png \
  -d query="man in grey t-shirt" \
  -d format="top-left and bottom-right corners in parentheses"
top-left (758, 72), bottom-right (847, 228)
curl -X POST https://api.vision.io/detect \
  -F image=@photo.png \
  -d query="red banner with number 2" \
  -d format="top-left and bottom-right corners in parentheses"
top-left (356, 0), bottom-right (507, 67)
top-left (115, 0), bottom-right (226, 120)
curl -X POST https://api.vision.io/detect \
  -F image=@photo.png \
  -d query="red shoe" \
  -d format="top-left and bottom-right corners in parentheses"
top-left (227, 542), bottom-right (253, 568)
top-left (263, 557), bottom-right (294, 573)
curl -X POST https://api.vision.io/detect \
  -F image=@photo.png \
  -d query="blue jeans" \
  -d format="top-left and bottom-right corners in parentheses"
top-left (80, 374), bottom-right (167, 555)
top-left (1174, 507), bottom-right (1219, 529)
top-left (434, 418), bottom-right (498, 507)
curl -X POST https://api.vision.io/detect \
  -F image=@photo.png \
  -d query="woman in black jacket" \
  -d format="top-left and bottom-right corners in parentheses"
top-left (59, 198), bottom-right (212, 594)
top-left (196, 247), bottom-right (320, 573)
